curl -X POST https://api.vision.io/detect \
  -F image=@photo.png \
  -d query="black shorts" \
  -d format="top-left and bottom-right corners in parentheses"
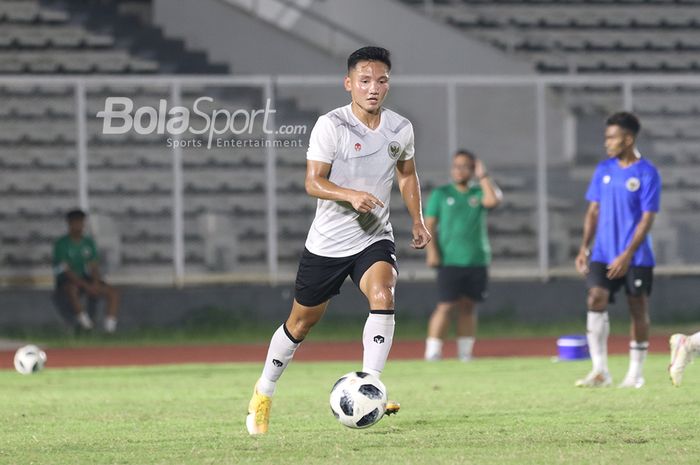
top-left (294, 239), bottom-right (398, 307)
top-left (586, 261), bottom-right (653, 303)
top-left (437, 266), bottom-right (489, 303)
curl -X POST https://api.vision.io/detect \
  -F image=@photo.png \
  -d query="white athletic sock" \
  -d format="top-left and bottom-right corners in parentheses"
top-left (425, 337), bottom-right (443, 361)
top-left (627, 341), bottom-right (648, 379)
top-left (587, 311), bottom-right (609, 373)
top-left (689, 331), bottom-right (700, 353)
top-left (457, 337), bottom-right (475, 361)
top-left (258, 324), bottom-right (301, 397)
top-left (104, 316), bottom-right (117, 333)
top-left (362, 311), bottom-right (395, 378)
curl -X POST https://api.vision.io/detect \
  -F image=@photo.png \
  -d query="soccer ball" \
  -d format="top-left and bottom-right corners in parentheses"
top-left (13, 345), bottom-right (47, 375)
top-left (329, 371), bottom-right (387, 429)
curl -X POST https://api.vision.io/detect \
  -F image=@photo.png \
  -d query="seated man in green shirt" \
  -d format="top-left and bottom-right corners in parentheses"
top-left (424, 150), bottom-right (502, 361)
top-left (53, 209), bottom-right (120, 332)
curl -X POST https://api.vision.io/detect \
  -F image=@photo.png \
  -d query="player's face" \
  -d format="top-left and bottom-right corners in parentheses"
top-left (344, 61), bottom-right (390, 115)
top-left (451, 155), bottom-right (475, 184)
top-left (604, 124), bottom-right (634, 158)
top-left (68, 218), bottom-right (85, 236)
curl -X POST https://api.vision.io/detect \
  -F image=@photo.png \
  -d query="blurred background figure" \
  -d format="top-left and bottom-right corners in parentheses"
top-left (52, 209), bottom-right (120, 333)
top-left (668, 332), bottom-right (700, 387)
top-left (574, 112), bottom-right (660, 389)
top-left (424, 150), bottom-right (502, 362)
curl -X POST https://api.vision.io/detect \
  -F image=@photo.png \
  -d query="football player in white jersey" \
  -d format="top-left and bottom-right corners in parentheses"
top-left (247, 46), bottom-right (431, 435)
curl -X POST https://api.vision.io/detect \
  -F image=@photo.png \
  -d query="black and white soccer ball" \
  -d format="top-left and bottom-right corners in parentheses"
top-left (13, 344), bottom-right (47, 375)
top-left (329, 371), bottom-right (387, 429)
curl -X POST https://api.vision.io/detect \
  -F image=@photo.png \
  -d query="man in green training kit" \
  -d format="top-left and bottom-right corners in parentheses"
top-left (53, 209), bottom-right (120, 332)
top-left (424, 150), bottom-right (502, 361)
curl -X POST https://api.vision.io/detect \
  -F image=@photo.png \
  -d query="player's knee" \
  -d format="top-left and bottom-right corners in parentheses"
top-left (368, 284), bottom-right (395, 309)
top-left (288, 314), bottom-right (319, 338)
top-left (435, 302), bottom-right (453, 314)
top-left (587, 289), bottom-right (607, 311)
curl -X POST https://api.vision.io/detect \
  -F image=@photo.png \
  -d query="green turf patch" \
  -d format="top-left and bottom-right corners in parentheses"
top-left (4, 319), bottom-right (697, 349)
top-left (1, 355), bottom-right (698, 464)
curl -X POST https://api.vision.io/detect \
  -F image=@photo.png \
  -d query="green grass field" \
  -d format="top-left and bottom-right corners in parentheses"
top-left (1, 354), bottom-right (698, 465)
top-left (4, 318), bottom-right (698, 348)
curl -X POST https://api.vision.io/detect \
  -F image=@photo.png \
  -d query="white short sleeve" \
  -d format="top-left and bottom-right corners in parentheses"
top-left (399, 123), bottom-right (414, 161)
top-left (306, 115), bottom-right (337, 163)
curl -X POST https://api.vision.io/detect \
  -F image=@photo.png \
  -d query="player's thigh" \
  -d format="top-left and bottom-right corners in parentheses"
top-left (436, 266), bottom-right (463, 304)
top-left (59, 279), bottom-right (80, 299)
top-left (586, 262), bottom-right (615, 309)
top-left (624, 266), bottom-right (653, 303)
top-left (95, 281), bottom-right (118, 299)
top-left (457, 295), bottom-right (476, 314)
top-left (294, 248), bottom-right (353, 308)
top-left (461, 266), bottom-right (488, 303)
top-left (358, 261), bottom-right (398, 310)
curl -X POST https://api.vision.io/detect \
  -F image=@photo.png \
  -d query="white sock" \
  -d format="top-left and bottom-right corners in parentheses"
top-left (425, 337), bottom-right (443, 360)
top-left (258, 324), bottom-right (301, 397)
top-left (689, 332), bottom-right (700, 353)
top-left (587, 311), bottom-right (609, 373)
top-left (627, 340), bottom-right (648, 379)
top-left (362, 311), bottom-right (395, 377)
top-left (77, 312), bottom-right (93, 330)
top-left (457, 337), bottom-right (475, 360)
top-left (104, 316), bottom-right (117, 333)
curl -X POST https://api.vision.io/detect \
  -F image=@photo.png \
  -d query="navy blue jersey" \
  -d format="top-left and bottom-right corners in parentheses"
top-left (585, 157), bottom-right (661, 267)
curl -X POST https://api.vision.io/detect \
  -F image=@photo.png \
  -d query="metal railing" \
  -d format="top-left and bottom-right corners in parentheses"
top-left (1, 74), bottom-right (699, 287)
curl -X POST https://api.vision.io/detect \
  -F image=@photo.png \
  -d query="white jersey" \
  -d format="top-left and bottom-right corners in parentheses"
top-left (304, 104), bottom-right (415, 257)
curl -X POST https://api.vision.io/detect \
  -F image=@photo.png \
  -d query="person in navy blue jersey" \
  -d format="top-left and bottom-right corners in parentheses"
top-left (574, 112), bottom-right (661, 389)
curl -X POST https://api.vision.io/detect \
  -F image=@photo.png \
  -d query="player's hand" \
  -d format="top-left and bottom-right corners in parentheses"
top-left (349, 191), bottom-right (384, 213)
top-left (474, 159), bottom-right (487, 179)
top-left (607, 252), bottom-right (632, 279)
top-left (426, 248), bottom-right (441, 268)
top-left (411, 222), bottom-right (431, 249)
top-left (575, 250), bottom-right (589, 275)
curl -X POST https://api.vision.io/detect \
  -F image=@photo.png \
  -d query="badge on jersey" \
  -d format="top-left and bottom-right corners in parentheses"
top-left (603, 175), bottom-right (611, 184)
top-left (354, 142), bottom-right (362, 152)
top-left (626, 177), bottom-right (640, 192)
top-left (469, 197), bottom-right (480, 207)
top-left (387, 141), bottom-right (401, 159)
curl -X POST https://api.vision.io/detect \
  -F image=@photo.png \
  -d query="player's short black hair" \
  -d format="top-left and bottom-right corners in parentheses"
top-left (66, 209), bottom-right (87, 222)
top-left (606, 112), bottom-right (641, 137)
top-left (347, 47), bottom-right (391, 72)
top-left (454, 149), bottom-right (476, 163)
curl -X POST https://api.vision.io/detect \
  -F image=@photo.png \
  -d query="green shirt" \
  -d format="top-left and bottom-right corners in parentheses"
top-left (424, 183), bottom-right (491, 266)
top-left (52, 235), bottom-right (98, 277)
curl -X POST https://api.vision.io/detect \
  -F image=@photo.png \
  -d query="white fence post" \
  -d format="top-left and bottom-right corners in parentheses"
top-left (75, 80), bottom-right (89, 211)
top-left (171, 82), bottom-right (185, 286)
top-left (264, 78), bottom-right (279, 284)
top-left (536, 82), bottom-right (549, 280)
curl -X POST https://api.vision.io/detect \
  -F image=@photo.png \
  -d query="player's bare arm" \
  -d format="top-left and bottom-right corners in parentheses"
top-left (396, 158), bottom-right (431, 249)
top-left (475, 159), bottom-right (503, 209)
top-left (606, 211), bottom-right (656, 279)
top-left (305, 159), bottom-right (384, 213)
top-left (576, 201), bottom-right (599, 275)
top-left (425, 216), bottom-right (440, 267)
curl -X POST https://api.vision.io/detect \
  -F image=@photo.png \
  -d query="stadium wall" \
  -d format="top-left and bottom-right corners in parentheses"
top-left (152, 0), bottom-right (340, 74)
top-left (153, 0), bottom-right (565, 167)
top-left (2, 277), bottom-right (698, 331)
